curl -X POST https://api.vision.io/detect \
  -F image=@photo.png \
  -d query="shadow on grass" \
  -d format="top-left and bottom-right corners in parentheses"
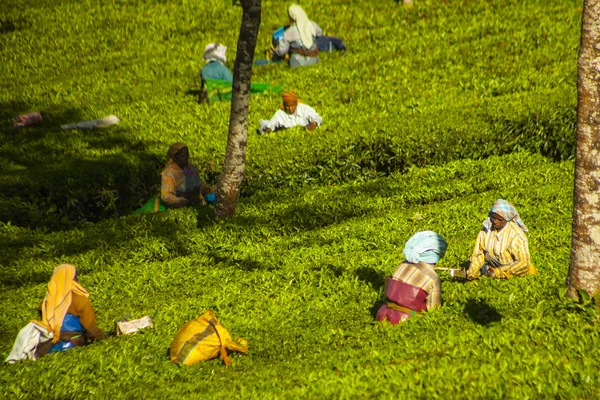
top-left (0, 215), bottom-right (194, 287)
top-left (184, 89), bottom-right (203, 104)
top-left (354, 267), bottom-right (386, 318)
top-left (207, 250), bottom-right (267, 272)
top-left (232, 200), bottom-right (375, 234)
top-left (0, 17), bottom-right (26, 35)
top-left (464, 298), bottom-right (502, 326)
top-left (487, 108), bottom-right (576, 162)
top-left (0, 101), bottom-right (163, 230)
top-left (355, 266), bottom-right (385, 291)
top-left (195, 206), bottom-right (217, 229)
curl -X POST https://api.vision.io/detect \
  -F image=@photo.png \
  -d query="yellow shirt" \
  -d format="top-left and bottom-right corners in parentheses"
top-left (391, 262), bottom-right (441, 310)
top-left (467, 221), bottom-right (537, 279)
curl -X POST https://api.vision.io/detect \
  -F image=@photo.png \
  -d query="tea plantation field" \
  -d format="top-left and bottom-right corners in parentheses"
top-left (1, 0), bottom-right (597, 398)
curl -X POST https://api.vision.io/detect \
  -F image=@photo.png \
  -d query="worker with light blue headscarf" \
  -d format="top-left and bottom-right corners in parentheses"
top-left (376, 231), bottom-right (447, 325)
top-left (403, 230), bottom-right (448, 264)
top-left (467, 199), bottom-right (536, 280)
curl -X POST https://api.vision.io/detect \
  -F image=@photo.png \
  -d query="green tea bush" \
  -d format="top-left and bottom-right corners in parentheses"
top-left (0, 0), bottom-right (595, 397)
top-left (0, 0), bottom-right (581, 228)
top-left (1, 153), bottom-right (595, 399)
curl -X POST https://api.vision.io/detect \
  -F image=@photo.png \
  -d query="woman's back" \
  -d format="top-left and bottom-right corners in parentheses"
top-left (283, 21), bottom-right (322, 50)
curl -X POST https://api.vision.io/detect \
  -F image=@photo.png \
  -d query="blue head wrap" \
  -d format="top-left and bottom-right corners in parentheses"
top-left (403, 231), bottom-right (448, 264)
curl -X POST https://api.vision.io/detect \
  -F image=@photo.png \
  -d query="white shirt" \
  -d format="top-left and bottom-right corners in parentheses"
top-left (260, 103), bottom-right (323, 132)
top-left (5, 322), bottom-right (53, 364)
top-left (275, 22), bottom-right (323, 55)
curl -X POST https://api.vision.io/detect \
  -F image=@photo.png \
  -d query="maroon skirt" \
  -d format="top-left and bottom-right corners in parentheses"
top-left (376, 304), bottom-right (412, 325)
top-left (376, 277), bottom-right (428, 325)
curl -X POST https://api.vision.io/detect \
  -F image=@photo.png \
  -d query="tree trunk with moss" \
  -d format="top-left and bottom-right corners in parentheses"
top-left (215, 0), bottom-right (261, 217)
top-left (567, 0), bottom-right (600, 298)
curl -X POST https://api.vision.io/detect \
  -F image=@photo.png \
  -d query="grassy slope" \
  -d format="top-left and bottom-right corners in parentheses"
top-left (1, 0), bottom-right (598, 398)
top-left (0, 0), bottom-right (581, 227)
top-left (1, 153), bottom-right (595, 399)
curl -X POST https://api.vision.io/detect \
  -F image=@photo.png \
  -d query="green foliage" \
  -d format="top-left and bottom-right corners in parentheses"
top-left (0, 0), bottom-right (581, 228)
top-left (1, 153), bottom-right (597, 399)
top-left (0, 0), bottom-right (594, 398)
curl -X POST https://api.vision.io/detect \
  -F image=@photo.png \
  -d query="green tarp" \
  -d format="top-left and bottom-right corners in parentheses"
top-left (132, 195), bottom-right (166, 214)
top-left (206, 79), bottom-right (284, 103)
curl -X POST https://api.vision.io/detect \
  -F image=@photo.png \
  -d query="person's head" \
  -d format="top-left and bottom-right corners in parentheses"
top-left (490, 212), bottom-right (508, 231)
top-left (51, 264), bottom-right (78, 282)
top-left (487, 198), bottom-right (528, 232)
top-left (403, 231), bottom-right (448, 265)
top-left (203, 43), bottom-right (227, 64)
top-left (288, 4), bottom-right (307, 23)
top-left (168, 142), bottom-right (189, 169)
top-left (282, 90), bottom-right (299, 114)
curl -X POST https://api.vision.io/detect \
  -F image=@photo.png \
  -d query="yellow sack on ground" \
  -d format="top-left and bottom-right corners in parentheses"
top-left (169, 311), bottom-right (248, 366)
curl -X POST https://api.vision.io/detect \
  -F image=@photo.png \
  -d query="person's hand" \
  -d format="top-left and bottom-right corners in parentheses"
top-left (486, 267), bottom-right (496, 278)
top-left (306, 122), bottom-right (317, 131)
top-left (263, 127), bottom-right (272, 133)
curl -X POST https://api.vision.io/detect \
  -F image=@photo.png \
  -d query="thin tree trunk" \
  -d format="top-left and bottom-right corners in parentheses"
top-left (567, 0), bottom-right (600, 298)
top-left (214, 0), bottom-right (261, 217)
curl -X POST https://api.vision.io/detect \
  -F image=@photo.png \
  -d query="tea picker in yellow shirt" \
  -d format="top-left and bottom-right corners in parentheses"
top-left (467, 199), bottom-right (537, 280)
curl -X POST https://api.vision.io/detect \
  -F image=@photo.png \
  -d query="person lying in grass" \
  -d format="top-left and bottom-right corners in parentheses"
top-left (161, 142), bottom-right (213, 208)
top-left (270, 4), bottom-right (322, 68)
top-left (259, 90), bottom-right (322, 133)
top-left (376, 231), bottom-right (447, 325)
top-left (467, 199), bottom-right (537, 280)
top-left (35, 264), bottom-right (106, 357)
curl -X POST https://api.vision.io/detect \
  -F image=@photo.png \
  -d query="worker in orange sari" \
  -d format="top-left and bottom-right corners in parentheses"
top-left (35, 264), bottom-right (106, 356)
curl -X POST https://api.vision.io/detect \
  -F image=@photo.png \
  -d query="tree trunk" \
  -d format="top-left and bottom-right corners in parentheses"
top-left (566, 0), bottom-right (600, 298)
top-left (214, 0), bottom-right (261, 218)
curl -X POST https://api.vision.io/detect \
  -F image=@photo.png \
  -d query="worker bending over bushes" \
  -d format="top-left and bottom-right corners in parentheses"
top-left (37, 264), bottom-right (106, 356)
top-left (201, 43), bottom-right (233, 86)
top-left (377, 231), bottom-right (447, 324)
top-left (270, 4), bottom-right (322, 68)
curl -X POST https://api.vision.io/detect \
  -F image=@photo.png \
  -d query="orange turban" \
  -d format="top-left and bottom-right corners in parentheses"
top-left (282, 91), bottom-right (299, 106)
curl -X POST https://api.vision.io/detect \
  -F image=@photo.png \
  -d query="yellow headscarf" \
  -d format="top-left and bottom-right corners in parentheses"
top-left (41, 264), bottom-right (89, 343)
